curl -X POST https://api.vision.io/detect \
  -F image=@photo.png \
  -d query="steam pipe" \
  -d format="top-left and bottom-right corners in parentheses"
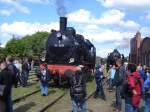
top-left (59, 17), bottom-right (67, 34)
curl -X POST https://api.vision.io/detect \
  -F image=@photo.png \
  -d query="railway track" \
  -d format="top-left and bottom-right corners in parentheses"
top-left (13, 87), bottom-right (68, 112)
top-left (37, 90), bottom-right (95, 112)
top-left (38, 92), bottom-right (68, 112)
top-left (13, 89), bottom-right (40, 103)
top-left (13, 78), bottom-right (95, 112)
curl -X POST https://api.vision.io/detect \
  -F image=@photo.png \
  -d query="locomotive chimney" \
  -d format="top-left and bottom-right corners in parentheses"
top-left (60, 17), bottom-right (67, 34)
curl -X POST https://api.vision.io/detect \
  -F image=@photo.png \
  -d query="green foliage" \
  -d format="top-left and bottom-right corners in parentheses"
top-left (5, 32), bottom-right (49, 57)
top-left (0, 47), bottom-right (5, 59)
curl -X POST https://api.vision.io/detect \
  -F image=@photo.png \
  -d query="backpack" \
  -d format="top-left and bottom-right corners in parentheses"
top-left (71, 75), bottom-right (86, 103)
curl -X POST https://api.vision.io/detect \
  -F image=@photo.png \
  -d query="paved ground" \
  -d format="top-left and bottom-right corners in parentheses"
top-left (87, 90), bottom-right (115, 112)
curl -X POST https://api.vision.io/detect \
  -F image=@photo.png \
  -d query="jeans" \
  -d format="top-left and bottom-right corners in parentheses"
top-left (116, 86), bottom-right (122, 110)
top-left (125, 103), bottom-right (138, 112)
top-left (5, 88), bottom-right (13, 112)
top-left (40, 82), bottom-right (48, 95)
top-left (109, 78), bottom-right (113, 90)
top-left (72, 100), bottom-right (87, 112)
top-left (145, 97), bottom-right (150, 112)
top-left (21, 71), bottom-right (29, 87)
top-left (94, 78), bottom-right (105, 99)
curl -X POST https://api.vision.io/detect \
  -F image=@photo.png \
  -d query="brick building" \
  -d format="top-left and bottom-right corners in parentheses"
top-left (129, 31), bottom-right (150, 66)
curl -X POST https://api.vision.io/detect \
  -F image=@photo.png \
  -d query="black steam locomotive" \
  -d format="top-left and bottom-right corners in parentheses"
top-left (106, 49), bottom-right (124, 71)
top-left (40, 17), bottom-right (96, 84)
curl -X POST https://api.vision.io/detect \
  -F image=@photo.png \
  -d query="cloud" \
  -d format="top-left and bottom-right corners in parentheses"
top-left (0, 21), bottom-right (59, 47)
top-left (141, 27), bottom-right (150, 37)
top-left (146, 14), bottom-right (150, 19)
top-left (24, 0), bottom-right (50, 4)
top-left (0, 0), bottom-right (30, 15)
top-left (0, 9), bottom-right (12, 16)
top-left (94, 9), bottom-right (125, 25)
top-left (97, 48), bottom-right (113, 58)
top-left (0, 0), bottom-right (50, 16)
top-left (68, 9), bottom-right (140, 30)
top-left (143, 13), bottom-right (150, 20)
top-left (67, 9), bottom-right (91, 23)
top-left (98, 0), bottom-right (150, 11)
top-left (118, 20), bottom-right (140, 31)
top-left (68, 9), bottom-right (125, 25)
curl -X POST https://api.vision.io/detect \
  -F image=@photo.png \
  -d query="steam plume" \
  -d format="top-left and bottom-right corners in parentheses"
top-left (55, 0), bottom-right (67, 16)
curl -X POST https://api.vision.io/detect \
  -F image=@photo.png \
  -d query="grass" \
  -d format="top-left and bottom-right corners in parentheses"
top-left (12, 72), bottom-right (39, 100)
top-left (12, 83), bottom-right (39, 100)
top-left (12, 75), bottom-right (96, 112)
top-left (13, 87), bottom-right (67, 112)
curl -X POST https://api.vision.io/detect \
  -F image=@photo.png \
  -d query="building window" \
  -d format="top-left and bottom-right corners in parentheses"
top-left (145, 53), bottom-right (147, 66)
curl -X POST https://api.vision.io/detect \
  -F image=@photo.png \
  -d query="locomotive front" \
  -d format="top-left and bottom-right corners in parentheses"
top-left (40, 17), bottom-right (96, 85)
top-left (46, 17), bottom-right (77, 65)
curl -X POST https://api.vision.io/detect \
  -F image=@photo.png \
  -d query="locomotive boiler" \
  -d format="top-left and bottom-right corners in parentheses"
top-left (40, 17), bottom-right (96, 84)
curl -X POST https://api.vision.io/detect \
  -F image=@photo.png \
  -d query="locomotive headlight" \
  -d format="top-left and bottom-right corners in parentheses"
top-left (57, 32), bottom-right (63, 40)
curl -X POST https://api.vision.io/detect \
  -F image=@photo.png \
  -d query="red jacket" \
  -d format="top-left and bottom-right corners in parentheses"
top-left (127, 71), bottom-right (143, 107)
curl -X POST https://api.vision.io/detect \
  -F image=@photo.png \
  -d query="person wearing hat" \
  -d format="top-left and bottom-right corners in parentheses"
top-left (38, 64), bottom-right (50, 96)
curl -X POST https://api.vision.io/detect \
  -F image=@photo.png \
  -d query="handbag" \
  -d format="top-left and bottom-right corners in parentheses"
top-left (0, 85), bottom-right (6, 96)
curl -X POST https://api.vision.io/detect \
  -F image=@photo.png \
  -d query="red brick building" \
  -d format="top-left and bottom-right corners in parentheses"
top-left (129, 31), bottom-right (150, 66)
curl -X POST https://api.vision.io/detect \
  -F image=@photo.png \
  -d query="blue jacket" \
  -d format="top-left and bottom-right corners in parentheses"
top-left (143, 74), bottom-right (150, 93)
top-left (139, 69), bottom-right (147, 81)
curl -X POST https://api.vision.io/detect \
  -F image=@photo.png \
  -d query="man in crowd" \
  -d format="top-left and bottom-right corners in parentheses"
top-left (94, 64), bottom-right (105, 99)
top-left (0, 59), bottom-right (17, 112)
top-left (21, 58), bottom-right (30, 87)
top-left (6, 56), bottom-right (18, 87)
top-left (69, 65), bottom-right (87, 112)
top-left (113, 59), bottom-right (126, 112)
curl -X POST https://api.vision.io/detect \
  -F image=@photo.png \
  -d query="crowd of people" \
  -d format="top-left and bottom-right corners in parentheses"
top-left (106, 59), bottom-right (150, 112)
top-left (0, 56), bottom-right (32, 112)
top-left (0, 55), bottom-right (150, 112)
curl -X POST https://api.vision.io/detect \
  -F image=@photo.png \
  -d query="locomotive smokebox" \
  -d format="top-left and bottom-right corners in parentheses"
top-left (60, 17), bottom-right (67, 34)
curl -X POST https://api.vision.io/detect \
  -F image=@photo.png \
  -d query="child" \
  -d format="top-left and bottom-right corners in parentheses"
top-left (38, 64), bottom-right (50, 96)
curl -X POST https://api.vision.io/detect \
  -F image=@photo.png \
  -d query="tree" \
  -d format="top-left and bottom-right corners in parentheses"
top-left (5, 32), bottom-right (49, 57)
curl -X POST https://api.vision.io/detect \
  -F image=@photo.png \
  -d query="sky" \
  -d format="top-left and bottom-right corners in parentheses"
top-left (0, 0), bottom-right (150, 57)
